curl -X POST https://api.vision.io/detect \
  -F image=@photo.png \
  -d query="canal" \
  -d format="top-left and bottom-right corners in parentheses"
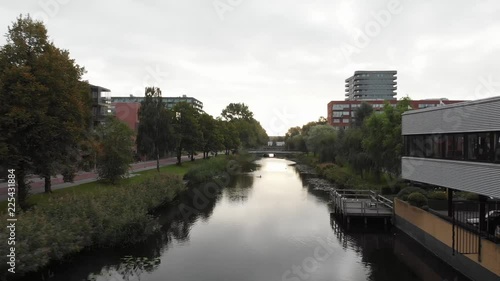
top-left (25, 158), bottom-right (471, 281)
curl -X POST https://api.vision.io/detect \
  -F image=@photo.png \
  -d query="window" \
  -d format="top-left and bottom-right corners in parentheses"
top-left (351, 111), bottom-right (356, 117)
top-left (333, 104), bottom-right (350, 110)
top-left (342, 119), bottom-right (350, 123)
top-left (495, 133), bottom-right (500, 163)
top-left (342, 111), bottom-right (350, 116)
top-left (405, 133), bottom-right (500, 163)
top-left (333, 119), bottom-right (340, 123)
top-left (332, 112), bottom-right (342, 117)
top-left (455, 134), bottom-right (464, 160)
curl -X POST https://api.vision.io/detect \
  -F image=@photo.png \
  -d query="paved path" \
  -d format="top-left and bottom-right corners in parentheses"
top-left (0, 156), bottom-right (198, 201)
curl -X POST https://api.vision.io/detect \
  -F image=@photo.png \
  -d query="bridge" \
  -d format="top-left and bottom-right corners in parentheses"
top-left (247, 147), bottom-right (303, 155)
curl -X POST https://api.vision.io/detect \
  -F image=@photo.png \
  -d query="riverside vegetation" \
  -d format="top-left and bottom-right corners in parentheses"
top-left (0, 154), bottom-right (252, 279)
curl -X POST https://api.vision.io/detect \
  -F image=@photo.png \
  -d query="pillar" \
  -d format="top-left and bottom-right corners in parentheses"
top-left (447, 188), bottom-right (454, 218)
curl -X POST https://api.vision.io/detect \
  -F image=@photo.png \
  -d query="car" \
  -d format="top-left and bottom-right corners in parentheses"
top-left (466, 210), bottom-right (500, 226)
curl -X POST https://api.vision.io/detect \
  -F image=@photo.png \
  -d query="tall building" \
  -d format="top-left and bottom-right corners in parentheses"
top-left (111, 95), bottom-right (203, 111)
top-left (90, 84), bottom-right (114, 129)
top-left (345, 70), bottom-right (397, 101)
top-left (327, 99), bottom-right (465, 129)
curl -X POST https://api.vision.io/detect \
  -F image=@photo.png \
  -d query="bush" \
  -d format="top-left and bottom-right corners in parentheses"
top-left (380, 186), bottom-right (392, 195)
top-left (428, 191), bottom-right (448, 200)
top-left (397, 186), bottom-right (427, 201)
top-left (0, 173), bottom-right (185, 276)
top-left (408, 192), bottom-right (428, 208)
top-left (464, 192), bottom-right (479, 201)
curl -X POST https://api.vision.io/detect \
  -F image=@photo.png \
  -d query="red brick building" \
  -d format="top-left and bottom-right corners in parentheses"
top-left (113, 102), bottom-right (141, 132)
top-left (327, 99), bottom-right (465, 129)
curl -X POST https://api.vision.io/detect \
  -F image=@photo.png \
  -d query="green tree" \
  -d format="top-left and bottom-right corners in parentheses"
top-left (353, 103), bottom-right (374, 128)
top-left (219, 120), bottom-right (240, 155)
top-left (199, 113), bottom-right (223, 158)
top-left (173, 102), bottom-right (201, 164)
top-left (221, 103), bottom-right (253, 121)
top-left (136, 87), bottom-right (174, 171)
top-left (95, 117), bottom-right (135, 184)
top-left (0, 15), bottom-right (90, 204)
top-left (305, 125), bottom-right (336, 156)
top-left (220, 103), bottom-right (268, 149)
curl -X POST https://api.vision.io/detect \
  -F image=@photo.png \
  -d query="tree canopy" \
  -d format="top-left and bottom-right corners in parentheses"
top-left (0, 15), bottom-right (90, 205)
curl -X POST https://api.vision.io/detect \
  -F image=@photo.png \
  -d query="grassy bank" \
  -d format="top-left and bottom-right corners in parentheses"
top-left (184, 153), bottom-right (257, 185)
top-left (0, 161), bottom-right (199, 277)
top-left (293, 154), bottom-right (404, 194)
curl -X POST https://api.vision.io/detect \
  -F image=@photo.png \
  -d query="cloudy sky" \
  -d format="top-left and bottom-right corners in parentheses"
top-left (1, 0), bottom-right (499, 135)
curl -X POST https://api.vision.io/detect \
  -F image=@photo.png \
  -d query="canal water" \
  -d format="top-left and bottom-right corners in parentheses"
top-left (25, 158), bottom-right (471, 281)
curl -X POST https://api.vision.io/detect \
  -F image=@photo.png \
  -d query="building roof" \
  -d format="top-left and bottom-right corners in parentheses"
top-left (89, 84), bottom-right (111, 92)
top-left (402, 96), bottom-right (499, 116)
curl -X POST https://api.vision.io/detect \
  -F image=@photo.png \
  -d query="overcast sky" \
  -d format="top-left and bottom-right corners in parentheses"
top-left (1, 0), bottom-right (499, 135)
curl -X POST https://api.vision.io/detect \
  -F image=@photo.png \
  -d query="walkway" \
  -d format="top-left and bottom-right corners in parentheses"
top-left (0, 155), bottom-right (197, 201)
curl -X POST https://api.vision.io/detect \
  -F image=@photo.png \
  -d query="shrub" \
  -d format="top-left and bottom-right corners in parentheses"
top-left (464, 192), bottom-right (479, 201)
top-left (397, 186), bottom-right (427, 201)
top-left (0, 173), bottom-right (185, 276)
top-left (408, 192), bottom-right (428, 208)
top-left (380, 186), bottom-right (392, 195)
top-left (428, 191), bottom-right (448, 200)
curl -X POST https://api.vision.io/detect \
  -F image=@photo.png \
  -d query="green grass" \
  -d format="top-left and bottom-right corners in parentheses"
top-left (1, 160), bottom-right (201, 213)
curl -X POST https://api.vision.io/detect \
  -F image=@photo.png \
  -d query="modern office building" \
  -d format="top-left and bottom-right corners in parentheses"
top-left (111, 95), bottom-right (203, 111)
top-left (90, 84), bottom-right (114, 129)
top-left (327, 99), bottom-right (465, 129)
top-left (397, 96), bottom-right (500, 281)
top-left (345, 70), bottom-right (397, 101)
top-left (402, 96), bottom-right (500, 198)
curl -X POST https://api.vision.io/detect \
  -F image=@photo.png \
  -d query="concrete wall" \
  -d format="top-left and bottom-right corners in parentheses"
top-left (402, 157), bottom-right (500, 198)
top-left (394, 199), bottom-right (500, 281)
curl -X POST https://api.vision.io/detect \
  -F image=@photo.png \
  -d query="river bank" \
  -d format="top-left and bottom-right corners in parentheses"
top-left (291, 154), bottom-right (404, 194)
top-left (1, 154), bottom-right (253, 280)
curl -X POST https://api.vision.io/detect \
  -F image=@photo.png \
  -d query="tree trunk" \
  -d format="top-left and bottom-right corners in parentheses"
top-left (156, 146), bottom-right (160, 172)
top-left (44, 175), bottom-right (52, 193)
top-left (190, 150), bottom-right (195, 161)
top-left (176, 146), bottom-right (182, 165)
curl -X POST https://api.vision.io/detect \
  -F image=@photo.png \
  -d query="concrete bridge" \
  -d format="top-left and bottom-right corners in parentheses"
top-left (247, 147), bottom-right (303, 155)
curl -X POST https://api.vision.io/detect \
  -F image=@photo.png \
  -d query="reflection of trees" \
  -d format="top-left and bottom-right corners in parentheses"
top-left (225, 174), bottom-right (254, 203)
top-left (21, 183), bottom-right (224, 281)
top-left (329, 217), bottom-right (471, 281)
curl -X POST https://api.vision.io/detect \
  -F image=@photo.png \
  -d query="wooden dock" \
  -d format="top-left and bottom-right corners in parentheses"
top-left (330, 189), bottom-right (393, 225)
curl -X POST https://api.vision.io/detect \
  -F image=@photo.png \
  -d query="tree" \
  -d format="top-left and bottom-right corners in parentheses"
top-left (219, 120), bottom-right (240, 155)
top-left (221, 103), bottom-right (253, 121)
top-left (173, 102), bottom-right (201, 164)
top-left (95, 117), bottom-right (135, 184)
top-left (305, 125), bottom-right (336, 156)
top-left (0, 15), bottom-right (90, 204)
top-left (136, 87), bottom-right (174, 172)
top-left (353, 103), bottom-right (374, 128)
top-left (220, 103), bottom-right (268, 149)
top-left (199, 113), bottom-right (223, 158)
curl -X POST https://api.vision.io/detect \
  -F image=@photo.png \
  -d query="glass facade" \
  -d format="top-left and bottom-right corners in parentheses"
top-left (405, 131), bottom-right (500, 164)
